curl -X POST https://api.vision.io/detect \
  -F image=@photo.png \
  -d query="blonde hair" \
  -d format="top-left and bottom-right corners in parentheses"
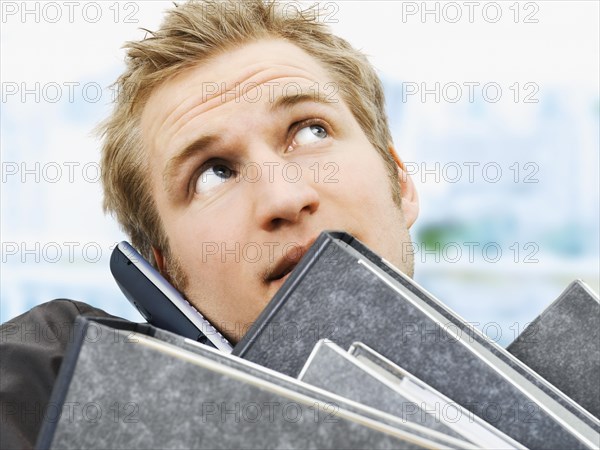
top-left (99, 0), bottom-right (400, 274)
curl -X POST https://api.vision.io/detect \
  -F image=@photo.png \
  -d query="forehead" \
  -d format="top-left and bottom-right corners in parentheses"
top-left (141, 39), bottom-right (336, 131)
top-left (139, 38), bottom-right (355, 201)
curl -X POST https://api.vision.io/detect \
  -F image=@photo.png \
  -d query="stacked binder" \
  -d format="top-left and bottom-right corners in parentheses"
top-left (36, 232), bottom-right (600, 449)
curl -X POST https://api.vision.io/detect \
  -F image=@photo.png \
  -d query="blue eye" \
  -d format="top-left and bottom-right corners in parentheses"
top-left (293, 124), bottom-right (328, 146)
top-left (195, 163), bottom-right (234, 194)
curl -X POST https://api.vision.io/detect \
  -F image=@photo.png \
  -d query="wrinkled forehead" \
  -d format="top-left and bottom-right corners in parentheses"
top-left (138, 39), bottom-right (354, 191)
top-left (140, 39), bottom-right (338, 134)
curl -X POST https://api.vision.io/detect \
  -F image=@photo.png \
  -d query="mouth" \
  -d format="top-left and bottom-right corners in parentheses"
top-left (265, 236), bottom-right (318, 287)
top-left (269, 263), bottom-right (297, 282)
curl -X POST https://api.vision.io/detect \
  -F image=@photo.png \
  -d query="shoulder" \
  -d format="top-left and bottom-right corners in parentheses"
top-left (0, 300), bottom-right (128, 450)
top-left (1, 299), bottom-right (120, 351)
top-left (3, 298), bottom-right (116, 326)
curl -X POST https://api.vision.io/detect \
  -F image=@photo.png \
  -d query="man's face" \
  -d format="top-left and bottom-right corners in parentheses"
top-left (141, 39), bottom-right (417, 342)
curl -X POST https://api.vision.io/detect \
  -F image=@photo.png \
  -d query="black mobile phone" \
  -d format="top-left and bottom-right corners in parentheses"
top-left (110, 241), bottom-right (233, 352)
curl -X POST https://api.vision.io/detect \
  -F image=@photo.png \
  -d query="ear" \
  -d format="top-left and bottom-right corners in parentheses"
top-left (152, 246), bottom-right (167, 275)
top-left (389, 145), bottom-right (419, 229)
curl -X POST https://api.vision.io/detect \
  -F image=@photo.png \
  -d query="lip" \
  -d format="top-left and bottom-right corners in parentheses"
top-left (269, 271), bottom-right (293, 291)
top-left (266, 236), bottom-right (318, 285)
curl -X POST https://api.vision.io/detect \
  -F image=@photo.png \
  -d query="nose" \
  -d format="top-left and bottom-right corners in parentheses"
top-left (252, 157), bottom-right (320, 231)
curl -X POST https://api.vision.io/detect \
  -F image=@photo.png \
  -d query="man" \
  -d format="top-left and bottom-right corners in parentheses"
top-left (0, 0), bottom-right (418, 447)
top-left (100, 0), bottom-right (419, 343)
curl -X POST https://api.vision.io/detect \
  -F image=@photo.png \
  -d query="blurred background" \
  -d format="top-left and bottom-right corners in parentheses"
top-left (1, 1), bottom-right (598, 345)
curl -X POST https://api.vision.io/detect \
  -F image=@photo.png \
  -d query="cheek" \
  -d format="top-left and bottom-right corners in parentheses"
top-left (167, 195), bottom-right (236, 239)
top-left (164, 199), bottom-right (251, 273)
top-left (335, 150), bottom-right (394, 208)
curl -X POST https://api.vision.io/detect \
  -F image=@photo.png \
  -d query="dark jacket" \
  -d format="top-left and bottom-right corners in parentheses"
top-left (0, 300), bottom-right (122, 450)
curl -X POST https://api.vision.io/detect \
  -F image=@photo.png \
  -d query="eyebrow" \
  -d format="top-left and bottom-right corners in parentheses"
top-left (269, 91), bottom-right (337, 114)
top-left (162, 91), bottom-right (339, 196)
top-left (163, 135), bottom-right (219, 196)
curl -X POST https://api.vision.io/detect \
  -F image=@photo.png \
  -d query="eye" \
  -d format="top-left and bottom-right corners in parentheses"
top-left (291, 123), bottom-right (328, 148)
top-left (194, 162), bottom-right (235, 194)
